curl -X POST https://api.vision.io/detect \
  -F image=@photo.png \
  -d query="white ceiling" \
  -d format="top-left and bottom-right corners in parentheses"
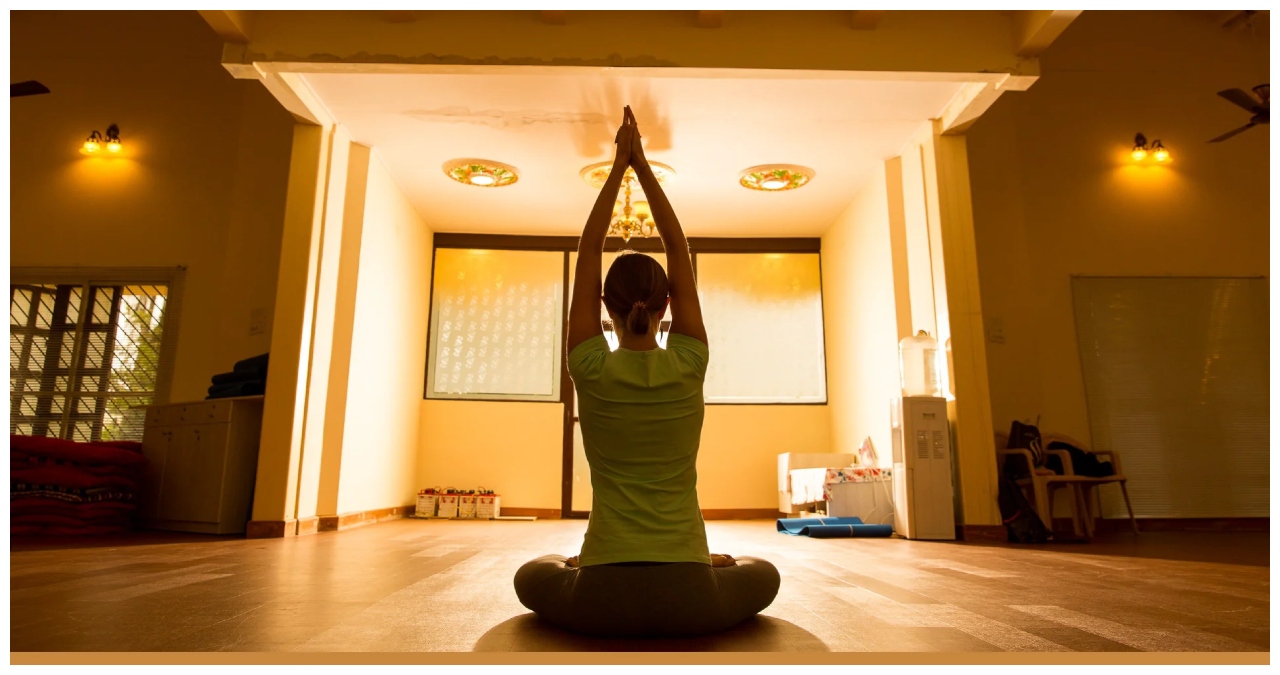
top-left (302, 70), bottom-right (967, 236)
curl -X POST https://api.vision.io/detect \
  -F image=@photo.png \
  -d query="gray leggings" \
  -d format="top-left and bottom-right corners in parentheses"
top-left (513, 554), bottom-right (781, 638)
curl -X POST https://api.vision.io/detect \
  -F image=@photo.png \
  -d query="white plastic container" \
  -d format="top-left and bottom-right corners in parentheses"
top-left (899, 330), bottom-right (941, 397)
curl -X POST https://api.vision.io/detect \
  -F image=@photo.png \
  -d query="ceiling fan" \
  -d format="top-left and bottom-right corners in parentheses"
top-left (1209, 83), bottom-right (1268, 143)
top-left (11, 81), bottom-right (50, 98)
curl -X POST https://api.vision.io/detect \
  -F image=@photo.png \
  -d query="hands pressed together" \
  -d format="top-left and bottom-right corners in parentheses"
top-left (612, 105), bottom-right (650, 174)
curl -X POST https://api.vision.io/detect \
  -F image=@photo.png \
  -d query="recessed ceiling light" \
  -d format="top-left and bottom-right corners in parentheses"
top-left (739, 164), bottom-right (814, 192)
top-left (443, 159), bottom-right (519, 188)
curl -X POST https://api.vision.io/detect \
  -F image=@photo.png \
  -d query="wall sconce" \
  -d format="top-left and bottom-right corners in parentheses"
top-left (1150, 139), bottom-right (1169, 162)
top-left (1130, 133), bottom-right (1170, 162)
top-left (104, 124), bottom-right (122, 153)
top-left (83, 130), bottom-right (103, 154)
top-left (82, 124), bottom-right (122, 155)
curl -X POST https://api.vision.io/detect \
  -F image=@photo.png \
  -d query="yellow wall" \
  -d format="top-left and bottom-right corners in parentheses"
top-left (10, 10), bottom-right (295, 403)
top-left (820, 164), bottom-right (900, 467)
top-left (966, 11), bottom-right (1270, 443)
top-left (417, 401), bottom-right (830, 510)
top-left (697, 406), bottom-right (831, 509)
top-left (418, 401), bottom-right (566, 509)
top-left (334, 154), bottom-right (434, 514)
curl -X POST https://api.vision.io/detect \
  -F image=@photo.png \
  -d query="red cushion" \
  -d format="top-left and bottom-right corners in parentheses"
top-left (9, 435), bottom-right (146, 466)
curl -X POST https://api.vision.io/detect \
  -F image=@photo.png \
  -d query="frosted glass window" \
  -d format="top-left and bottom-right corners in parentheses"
top-left (426, 249), bottom-right (563, 401)
top-left (698, 253), bottom-right (826, 403)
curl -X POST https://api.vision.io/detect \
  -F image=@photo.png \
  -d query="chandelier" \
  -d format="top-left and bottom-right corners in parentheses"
top-left (580, 162), bottom-right (676, 242)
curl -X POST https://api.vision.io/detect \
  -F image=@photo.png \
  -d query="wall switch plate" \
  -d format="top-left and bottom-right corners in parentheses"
top-left (249, 308), bottom-right (268, 336)
top-left (986, 317), bottom-right (1005, 344)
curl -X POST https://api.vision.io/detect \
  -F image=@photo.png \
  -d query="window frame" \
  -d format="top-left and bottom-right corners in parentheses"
top-left (422, 235), bottom-right (827, 406)
top-left (694, 251), bottom-right (830, 405)
top-left (423, 247), bottom-right (567, 403)
top-left (10, 266), bottom-right (185, 441)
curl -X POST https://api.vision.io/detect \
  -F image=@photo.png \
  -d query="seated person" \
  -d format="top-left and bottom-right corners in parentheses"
top-left (513, 107), bottom-right (780, 638)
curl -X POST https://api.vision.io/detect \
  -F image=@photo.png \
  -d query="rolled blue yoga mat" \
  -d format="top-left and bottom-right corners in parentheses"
top-left (776, 516), bottom-right (893, 538)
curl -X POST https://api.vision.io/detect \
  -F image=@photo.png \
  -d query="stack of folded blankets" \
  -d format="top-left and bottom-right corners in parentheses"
top-left (11, 435), bottom-right (148, 536)
top-left (207, 353), bottom-right (269, 400)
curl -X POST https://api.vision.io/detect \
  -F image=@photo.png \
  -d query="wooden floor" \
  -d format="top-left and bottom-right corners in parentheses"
top-left (9, 519), bottom-right (1270, 656)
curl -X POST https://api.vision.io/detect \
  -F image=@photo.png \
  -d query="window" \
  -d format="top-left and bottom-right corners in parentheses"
top-left (421, 236), bottom-right (828, 406)
top-left (10, 279), bottom-right (173, 442)
top-left (697, 253), bottom-right (827, 403)
top-left (425, 249), bottom-right (564, 401)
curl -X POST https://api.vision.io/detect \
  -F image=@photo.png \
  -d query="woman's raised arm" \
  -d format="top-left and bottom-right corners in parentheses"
top-left (567, 110), bottom-right (635, 354)
top-left (629, 114), bottom-right (707, 345)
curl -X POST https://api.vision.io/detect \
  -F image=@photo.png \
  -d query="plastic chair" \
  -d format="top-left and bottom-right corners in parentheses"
top-left (1040, 433), bottom-right (1138, 536)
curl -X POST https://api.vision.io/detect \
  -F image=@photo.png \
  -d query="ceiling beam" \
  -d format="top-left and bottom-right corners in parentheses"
top-left (198, 10), bottom-right (254, 44)
top-left (1011, 10), bottom-right (1082, 57)
top-left (695, 11), bottom-right (725, 28)
top-left (382, 11), bottom-right (417, 23)
top-left (539, 10), bottom-right (567, 25)
top-left (936, 74), bottom-right (1038, 135)
top-left (848, 11), bottom-right (885, 30)
top-left (1220, 10), bottom-right (1257, 29)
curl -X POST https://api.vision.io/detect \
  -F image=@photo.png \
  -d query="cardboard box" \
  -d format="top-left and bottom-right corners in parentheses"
top-left (436, 494), bottom-right (459, 518)
top-left (458, 494), bottom-right (478, 519)
top-left (476, 494), bottom-right (501, 520)
top-left (414, 493), bottom-right (439, 518)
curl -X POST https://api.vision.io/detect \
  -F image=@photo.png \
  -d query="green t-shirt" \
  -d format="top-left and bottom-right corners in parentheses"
top-left (567, 332), bottom-right (711, 567)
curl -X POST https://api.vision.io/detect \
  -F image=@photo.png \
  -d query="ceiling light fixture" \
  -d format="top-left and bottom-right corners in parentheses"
top-left (443, 159), bottom-right (519, 188)
top-left (580, 161), bottom-right (676, 242)
top-left (739, 164), bottom-right (814, 192)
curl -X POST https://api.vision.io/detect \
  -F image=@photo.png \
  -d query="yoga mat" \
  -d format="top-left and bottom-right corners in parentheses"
top-left (776, 516), bottom-right (894, 538)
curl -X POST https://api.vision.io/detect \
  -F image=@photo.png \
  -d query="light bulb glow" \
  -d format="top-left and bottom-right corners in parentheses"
top-left (761, 178), bottom-right (789, 190)
top-left (468, 173), bottom-right (495, 186)
top-left (106, 140), bottom-right (121, 153)
top-left (83, 141), bottom-right (100, 153)
top-left (1153, 149), bottom-right (1169, 162)
top-left (1131, 148), bottom-right (1147, 161)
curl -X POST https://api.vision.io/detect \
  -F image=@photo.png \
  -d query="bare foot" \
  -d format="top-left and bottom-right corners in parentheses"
top-left (710, 554), bottom-right (736, 568)
top-left (565, 555), bottom-right (580, 568)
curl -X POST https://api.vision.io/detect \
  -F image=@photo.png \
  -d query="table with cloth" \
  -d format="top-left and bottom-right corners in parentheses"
top-left (787, 466), bottom-right (894, 525)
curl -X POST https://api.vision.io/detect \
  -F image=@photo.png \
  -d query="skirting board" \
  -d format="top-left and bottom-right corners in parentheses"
top-left (704, 509), bottom-right (788, 520)
top-left (492, 507), bottom-right (561, 519)
top-left (318, 506), bottom-right (413, 532)
top-left (245, 519), bottom-right (295, 539)
top-left (955, 525), bottom-right (1006, 542)
top-left (246, 506), bottom-right (412, 538)
top-left (1052, 516), bottom-right (1269, 534)
top-left (404, 507), bottom-right (786, 520)
top-left (251, 507), bottom-right (856, 534)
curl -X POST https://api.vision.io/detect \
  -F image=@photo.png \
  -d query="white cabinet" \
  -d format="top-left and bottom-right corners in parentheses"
top-left (140, 397), bottom-right (264, 534)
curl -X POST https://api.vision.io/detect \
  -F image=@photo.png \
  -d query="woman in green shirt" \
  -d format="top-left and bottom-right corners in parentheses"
top-left (513, 107), bottom-right (780, 638)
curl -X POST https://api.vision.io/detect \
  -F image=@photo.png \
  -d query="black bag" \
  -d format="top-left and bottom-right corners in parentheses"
top-left (1004, 419), bottom-right (1045, 480)
top-left (1047, 441), bottom-right (1115, 478)
top-left (997, 475), bottom-right (1052, 544)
